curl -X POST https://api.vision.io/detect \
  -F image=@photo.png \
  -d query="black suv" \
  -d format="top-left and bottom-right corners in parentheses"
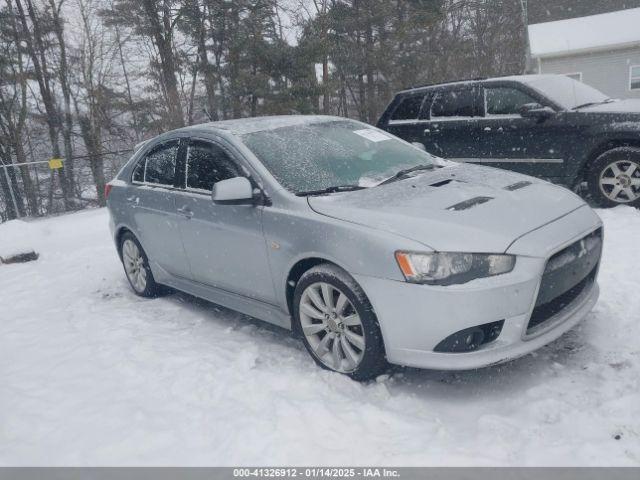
top-left (378, 74), bottom-right (640, 207)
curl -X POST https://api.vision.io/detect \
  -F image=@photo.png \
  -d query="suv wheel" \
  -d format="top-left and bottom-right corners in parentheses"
top-left (120, 232), bottom-right (166, 297)
top-left (588, 147), bottom-right (640, 207)
top-left (293, 263), bottom-right (387, 381)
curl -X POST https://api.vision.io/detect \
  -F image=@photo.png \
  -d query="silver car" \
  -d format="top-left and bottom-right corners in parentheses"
top-left (106, 115), bottom-right (603, 381)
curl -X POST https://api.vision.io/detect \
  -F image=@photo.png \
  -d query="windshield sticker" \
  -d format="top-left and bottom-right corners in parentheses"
top-left (353, 129), bottom-right (391, 142)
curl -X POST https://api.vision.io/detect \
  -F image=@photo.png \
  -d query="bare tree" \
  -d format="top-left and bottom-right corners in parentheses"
top-left (14, 0), bottom-right (73, 210)
top-left (103, 0), bottom-right (186, 129)
top-left (0, 0), bottom-right (38, 216)
top-left (47, 0), bottom-right (77, 194)
top-left (73, 0), bottom-right (116, 206)
top-left (140, 0), bottom-right (185, 128)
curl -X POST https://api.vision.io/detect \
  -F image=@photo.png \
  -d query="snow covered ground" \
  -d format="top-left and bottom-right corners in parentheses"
top-left (0, 207), bottom-right (639, 466)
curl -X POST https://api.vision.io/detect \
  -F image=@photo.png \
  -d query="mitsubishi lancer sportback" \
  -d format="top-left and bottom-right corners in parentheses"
top-left (106, 116), bottom-right (603, 381)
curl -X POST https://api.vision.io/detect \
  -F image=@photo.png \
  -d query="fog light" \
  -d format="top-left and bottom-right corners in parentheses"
top-left (434, 320), bottom-right (504, 353)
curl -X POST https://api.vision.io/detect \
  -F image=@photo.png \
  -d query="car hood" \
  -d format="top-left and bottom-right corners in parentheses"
top-left (307, 164), bottom-right (586, 253)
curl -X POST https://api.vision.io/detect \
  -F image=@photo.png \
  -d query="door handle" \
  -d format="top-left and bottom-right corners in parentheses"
top-left (177, 206), bottom-right (194, 218)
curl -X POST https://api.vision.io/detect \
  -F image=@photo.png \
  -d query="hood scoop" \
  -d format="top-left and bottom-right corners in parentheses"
top-left (447, 196), bottom-right (493, 211)
top-left (504, 181), bottom-right (532, 191)
top-left (428, 179), bottom-right (463, 188)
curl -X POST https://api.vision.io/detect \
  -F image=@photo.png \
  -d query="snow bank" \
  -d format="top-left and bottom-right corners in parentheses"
top-left (0, 207), bottom-right (639, 466)
top-left (0, 219), bottom-right (38, 260)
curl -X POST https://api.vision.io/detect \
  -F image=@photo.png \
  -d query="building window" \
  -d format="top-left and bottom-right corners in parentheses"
top-left (630, 66), bottom-right (640, 90)
top-left (564, 72), bottom-right (582, 82)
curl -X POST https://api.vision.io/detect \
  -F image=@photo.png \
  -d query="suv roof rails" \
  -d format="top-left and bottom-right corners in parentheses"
top-left (403, 77), bottom-right (487, 91)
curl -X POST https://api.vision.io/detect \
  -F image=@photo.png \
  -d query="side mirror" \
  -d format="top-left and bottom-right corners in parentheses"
top-left (212, 177), bottom-right (254, 204)
top-left (519, 103), bottom-right (555, 121)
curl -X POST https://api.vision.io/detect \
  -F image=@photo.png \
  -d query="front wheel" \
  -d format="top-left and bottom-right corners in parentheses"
top-left (293, 264), bottom-right (387, 381)
top-left (587, 147), bottom-right (640, 207)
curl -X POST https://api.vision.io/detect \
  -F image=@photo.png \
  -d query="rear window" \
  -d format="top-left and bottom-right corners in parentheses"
top-left (390, 95), bottom-right (425, 121)
top-left (142, 141), bottom-right (179, 186)
top-left (431, 89), bottom-right (480, 118)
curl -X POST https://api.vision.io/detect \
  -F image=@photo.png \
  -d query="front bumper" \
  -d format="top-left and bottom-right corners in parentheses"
top-left (355, 206), bottom-right (603, 370)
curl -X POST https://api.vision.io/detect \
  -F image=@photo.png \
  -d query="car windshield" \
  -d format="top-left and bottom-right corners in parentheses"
top-left (240, 120), bottom-right (435, 194)
top-left (526, 75), bottom-right (609, 110)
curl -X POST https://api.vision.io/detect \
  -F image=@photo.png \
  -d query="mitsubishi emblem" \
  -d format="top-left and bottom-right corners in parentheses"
top-left (577, 239), bottom-right (587, 258)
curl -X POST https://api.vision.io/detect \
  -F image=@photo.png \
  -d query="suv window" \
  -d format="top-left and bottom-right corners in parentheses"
top-left (186, 140), bottom-right (239, 192)
top-left (390, 95), bottom-right (425, 121)
top-left (431, 89), bottom-right (479, 118)
top-left (485, 87), bottom-right (538, 115)
top-left (135, 141), bottom-right (179, 185)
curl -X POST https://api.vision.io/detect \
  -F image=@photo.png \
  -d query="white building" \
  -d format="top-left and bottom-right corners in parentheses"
top-left (529, 8), bottom-right (640, 99)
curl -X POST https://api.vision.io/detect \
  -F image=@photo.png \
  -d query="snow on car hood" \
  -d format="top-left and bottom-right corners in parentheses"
top-left (308, 163), bottom-right (586, 253)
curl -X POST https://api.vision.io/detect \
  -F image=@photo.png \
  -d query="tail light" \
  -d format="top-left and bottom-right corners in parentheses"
top-left (104, 183), bottom-right (113, 200)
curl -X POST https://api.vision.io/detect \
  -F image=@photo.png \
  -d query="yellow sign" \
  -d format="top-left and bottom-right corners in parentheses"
top-left (48, 158), bottom-right (63, 170)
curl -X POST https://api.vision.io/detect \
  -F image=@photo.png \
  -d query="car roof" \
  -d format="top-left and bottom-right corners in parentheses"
top-left (397, 74), bottom-right (564, 94)
top-left (167, 115), bottom-right (350, 137)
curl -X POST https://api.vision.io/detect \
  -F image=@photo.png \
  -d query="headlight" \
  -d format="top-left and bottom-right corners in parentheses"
top-left (395, 251), bottom-right (515, 285)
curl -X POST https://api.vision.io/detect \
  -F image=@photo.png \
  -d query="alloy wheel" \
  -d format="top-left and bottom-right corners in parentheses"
top-left (299, 282), bottom-right (366, 373)
top-left (599, 160), bottom-right (640, 203)
top-left (122, 239), bottom-right (147, 293)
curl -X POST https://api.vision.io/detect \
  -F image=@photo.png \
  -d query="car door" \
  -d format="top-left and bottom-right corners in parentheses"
top-left (472, 84), bottom-right (571, 178)
top-left (128, 139), bottom-right (192, 279)
top-left (173, 138), bottom-right (276, 304)
top-left (421, 86), bottom-right (486, 159)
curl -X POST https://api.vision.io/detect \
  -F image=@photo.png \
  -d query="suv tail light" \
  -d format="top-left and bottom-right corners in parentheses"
top-left (104, 183), bottom-right (113, 200)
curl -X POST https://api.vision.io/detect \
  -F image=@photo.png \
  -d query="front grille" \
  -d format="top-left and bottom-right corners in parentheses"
top-left (527, 228), bottom-right (602, 333)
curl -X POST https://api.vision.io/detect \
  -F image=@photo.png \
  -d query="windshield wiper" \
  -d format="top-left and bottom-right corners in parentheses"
top-left (573, 98), bottom-right (613, 110)
top-left (295, 184), bottom-right (367, 196)
top-left (377, 164), bottom-right (434, 186)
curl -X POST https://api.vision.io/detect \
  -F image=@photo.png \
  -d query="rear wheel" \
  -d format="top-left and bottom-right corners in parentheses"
top-left (588, 147), bottom-right (640, 207)
top-left (119, 232), bottom-right (165, 297)
top-left (293, 264), bottom-right (387, 381)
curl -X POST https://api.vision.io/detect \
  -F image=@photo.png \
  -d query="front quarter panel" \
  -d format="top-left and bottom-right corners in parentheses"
top-left (261, 199), bottom-right (428, 312)
top-left (563, 112), bottom-right (640, 180)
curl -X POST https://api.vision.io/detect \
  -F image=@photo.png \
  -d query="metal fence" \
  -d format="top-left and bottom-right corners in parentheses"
top-left (0, 150), bottom-right (132, 223)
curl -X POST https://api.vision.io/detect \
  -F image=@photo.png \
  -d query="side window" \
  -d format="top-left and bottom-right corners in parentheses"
top-left (431, 89), bottom-right (479, 118)
top-left (186, 140), bottom-right (240, 192)
top-left (485, 87), bottom-right (538, 115)
top-left (144, 141), bottom-right (179, 186)
top-left (390, 95), bottom-right (425, 121)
